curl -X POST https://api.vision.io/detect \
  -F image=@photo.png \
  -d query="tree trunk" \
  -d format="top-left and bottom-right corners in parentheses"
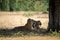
top-left (48, 0), bottom-right (60, 32)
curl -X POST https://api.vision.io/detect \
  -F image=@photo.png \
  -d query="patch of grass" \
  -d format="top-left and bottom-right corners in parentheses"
top-left (0, 30), bottom-right (39, 37)
top-left (49, 31), bottom-right (60, 37)
top-left (0, 29), bottom-right (60, 37)
top-left (23, 13), bottom-right (33, 17)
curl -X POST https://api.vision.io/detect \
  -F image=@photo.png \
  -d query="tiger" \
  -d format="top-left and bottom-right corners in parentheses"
top-left (13, 18), bottom-right (42, 32)
top-left (25, 18), bottom-right (42, 31)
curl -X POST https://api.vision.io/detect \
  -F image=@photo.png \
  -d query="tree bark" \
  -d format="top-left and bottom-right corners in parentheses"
top-left (48, 0), bottom-right (60, 32)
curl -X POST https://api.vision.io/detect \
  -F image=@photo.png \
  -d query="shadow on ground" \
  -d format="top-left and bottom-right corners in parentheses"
top-left (0, 26), bottom-right (50, 37)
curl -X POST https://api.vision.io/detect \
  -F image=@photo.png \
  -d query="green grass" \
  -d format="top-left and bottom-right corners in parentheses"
top-left (0, 30), bottom-right (39, 37)
top-left (49, 32), bottom-right (60, 37)
top-left (0, 29), bottom-right (60, 37)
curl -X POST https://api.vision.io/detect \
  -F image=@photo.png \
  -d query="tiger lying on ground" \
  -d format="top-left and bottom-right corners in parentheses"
top-left (13, 18), bottom-right (42, 32)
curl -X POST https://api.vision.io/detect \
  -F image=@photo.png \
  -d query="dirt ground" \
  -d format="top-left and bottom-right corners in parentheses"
top-left (0, 12), bottom-right (60, 40)
top-left (0, 12), bottom-right (48, 29)
top-left (0, 36), bottom-right (60, 40)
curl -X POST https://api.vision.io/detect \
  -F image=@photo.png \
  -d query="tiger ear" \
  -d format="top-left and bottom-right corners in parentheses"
top-left (37, 21), bottom-right (42, 25)
top-left (27, 18), bottom-right (31, 22)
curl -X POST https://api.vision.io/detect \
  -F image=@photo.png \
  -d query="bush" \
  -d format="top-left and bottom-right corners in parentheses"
top-left (0, 0), bottom-right (49, 12)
